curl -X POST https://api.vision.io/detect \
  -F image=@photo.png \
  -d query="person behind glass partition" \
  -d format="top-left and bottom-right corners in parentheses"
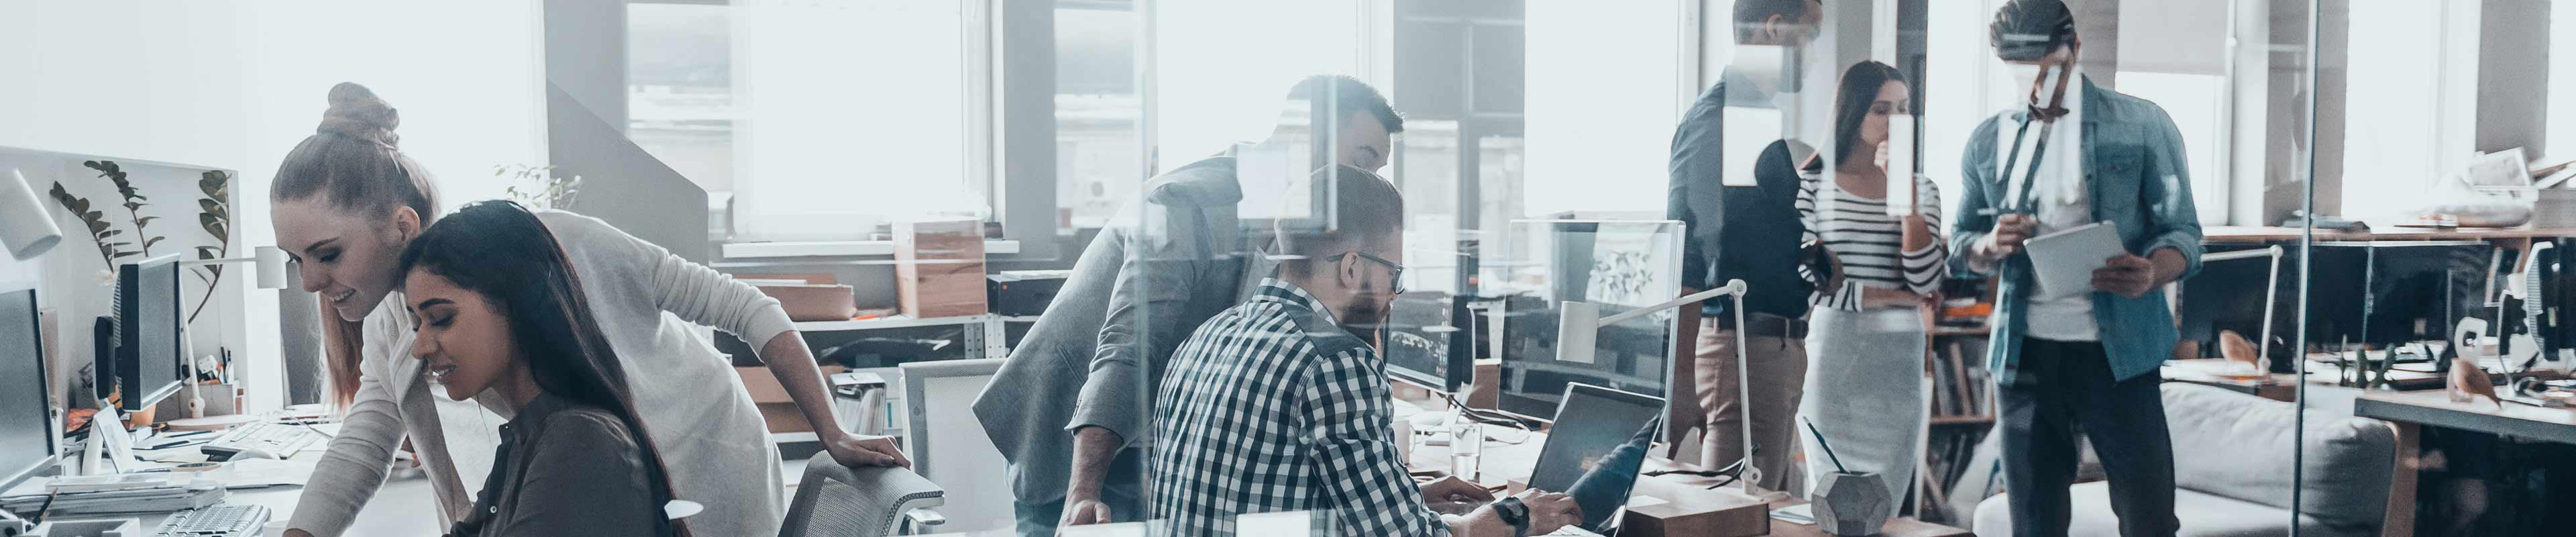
top-left (1146, 166), bottom-right (1578, 537)
top-left (973, 75), bottom-right (1404, 536)
top-left (1792, 60), bottom-right (1946, 519)
top-left (1949, 1), bottom-right (2202, 534)
top-left (1664, 0), bottom-right (1825, 493)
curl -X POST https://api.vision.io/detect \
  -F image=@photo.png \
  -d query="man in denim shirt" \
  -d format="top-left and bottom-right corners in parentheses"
top-left (1949, 1), bottom-right (2200, 535)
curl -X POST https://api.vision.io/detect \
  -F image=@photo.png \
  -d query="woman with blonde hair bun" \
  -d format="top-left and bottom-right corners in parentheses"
top-left (270, 83), bottom-right (906, 537)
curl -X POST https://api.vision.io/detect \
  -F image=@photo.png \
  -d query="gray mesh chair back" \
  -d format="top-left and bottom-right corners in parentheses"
top-left (779, 452), bottom-right (945, 537)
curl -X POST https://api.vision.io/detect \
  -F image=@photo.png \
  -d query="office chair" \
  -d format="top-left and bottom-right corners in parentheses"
top-left (900, 358), bottom-right (1014, 530)
top-left (778, 452), bottom-right (947, 537)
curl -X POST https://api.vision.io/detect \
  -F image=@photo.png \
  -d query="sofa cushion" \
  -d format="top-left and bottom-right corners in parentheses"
top-left (2159, 383), bottom-right (2396, 528)
top-left (1973, 484), bottom-right (2377, 537)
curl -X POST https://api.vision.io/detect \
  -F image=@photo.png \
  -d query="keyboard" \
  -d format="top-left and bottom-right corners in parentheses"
top-left (152, 504), bottom-right (270, 536)
top-left (202, 422), bottom-right (325, 459)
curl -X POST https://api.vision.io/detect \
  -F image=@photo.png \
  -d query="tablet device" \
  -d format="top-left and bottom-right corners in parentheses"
top-left (2024, 221), bottom-right (2122, 301)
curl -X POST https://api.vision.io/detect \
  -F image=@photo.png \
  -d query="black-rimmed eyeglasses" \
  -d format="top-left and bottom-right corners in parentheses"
top-left (1328, 251), bottom-right (1406, 295)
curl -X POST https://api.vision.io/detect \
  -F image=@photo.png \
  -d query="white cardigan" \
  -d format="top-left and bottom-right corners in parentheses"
top-left (286, 210), bottom-right (794, 536)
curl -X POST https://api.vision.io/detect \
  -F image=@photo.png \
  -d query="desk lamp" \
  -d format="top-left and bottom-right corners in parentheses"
top-left (1557, 279), bottom-right (1752, 494)
top-left (2199, 246), bottom-right (2284, 372)
top-left (1, 169), bottom-right (64, 260)
top-left (174, 246), bottom-right (288, 418)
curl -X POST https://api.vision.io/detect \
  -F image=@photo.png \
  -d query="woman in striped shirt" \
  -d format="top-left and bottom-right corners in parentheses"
top-left (1791, 61), bottom-right (1945, 515)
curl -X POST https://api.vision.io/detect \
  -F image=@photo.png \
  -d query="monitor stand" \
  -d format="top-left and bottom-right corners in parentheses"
top-left (77, 407), bottom-right (137, 476)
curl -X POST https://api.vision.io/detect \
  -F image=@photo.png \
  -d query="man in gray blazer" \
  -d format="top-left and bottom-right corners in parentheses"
top-left (973, 75), bottom-right (1404, 537)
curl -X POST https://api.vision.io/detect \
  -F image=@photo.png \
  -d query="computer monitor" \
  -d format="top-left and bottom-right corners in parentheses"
top-left (1384, 237), bottom-right (1479, 393)
top-left (1526, 383), bottom-right (1664, 534)
top-left (2304, 242), bottom-right (2490, 348)
top-left (1, 286), bottom-right (57, 493)
top-left (115, 254), bottom-right (183, 412)
top-left (1487, 220), bottom-right (1682, 420)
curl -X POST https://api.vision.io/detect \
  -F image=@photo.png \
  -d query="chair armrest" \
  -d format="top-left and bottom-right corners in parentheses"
top-left (906, 509), bottom-right (947, 526)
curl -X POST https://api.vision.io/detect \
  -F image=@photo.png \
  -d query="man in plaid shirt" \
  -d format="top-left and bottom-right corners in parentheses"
top-left (1148, 166), bottom-right (1580, 536)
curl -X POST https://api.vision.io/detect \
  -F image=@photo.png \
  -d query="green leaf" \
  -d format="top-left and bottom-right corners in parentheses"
top-left (142, 236), bottom-right (167, 250)
top-left (136, 216), bottom-right (160, 226)
top-left (111, 251), bottom-right (140, 259)
top-left (197, 246), bottom-right (220, 258)
top-left (105, 241), bottom-right (131, 248)
top-left (102, 230), bottom-right (123, 238)
top-left (199, 199), bottom-right (221, 213)
top-left (87, 220), bottom-right (108, 234)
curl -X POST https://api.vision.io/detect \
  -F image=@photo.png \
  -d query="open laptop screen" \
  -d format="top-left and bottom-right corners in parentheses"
top-left (1527, 383), bottom-right (1664, 532)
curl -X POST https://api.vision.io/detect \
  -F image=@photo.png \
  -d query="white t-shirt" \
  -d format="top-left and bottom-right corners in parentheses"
top-left (1996, 72), bottom-right (2100, 342)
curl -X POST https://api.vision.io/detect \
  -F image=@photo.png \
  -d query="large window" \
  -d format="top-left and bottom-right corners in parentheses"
top-left (628, 1), bottom-right (991, 242)
top-left (2115, 0), bottom-right (2232, 226)
top-left (2339, 1), bottom-right (2450, 222)
top-left (1055, 0), bottom-right (1142, 230)
top-left (1521, 0), bottom-right (1686, 217)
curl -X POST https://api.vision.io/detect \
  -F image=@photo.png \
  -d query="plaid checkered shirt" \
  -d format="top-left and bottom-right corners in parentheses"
top-left (1147, 278), bottom-right (1448, 536)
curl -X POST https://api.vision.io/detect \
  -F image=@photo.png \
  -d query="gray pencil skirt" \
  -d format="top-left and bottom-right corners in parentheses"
top-left (1796, 305), bottom-right (1928, 518)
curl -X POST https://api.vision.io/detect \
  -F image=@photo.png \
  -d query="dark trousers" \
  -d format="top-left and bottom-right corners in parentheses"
top-left (2000, 338), bottom-right (2179, 537)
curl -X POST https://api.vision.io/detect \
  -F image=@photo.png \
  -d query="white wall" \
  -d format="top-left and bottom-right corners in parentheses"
top-left (0, 0), bottom-right (545, 411)
top-left (0, 148), bottom-right (242, 411)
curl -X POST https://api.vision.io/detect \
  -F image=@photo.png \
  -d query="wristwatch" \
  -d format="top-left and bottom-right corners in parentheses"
top-left (1492, 496), bottom-right (1531, 537)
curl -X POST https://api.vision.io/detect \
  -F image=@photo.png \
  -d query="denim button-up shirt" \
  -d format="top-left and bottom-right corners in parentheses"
top-left (1949, 77), bottom-right (2204, 385)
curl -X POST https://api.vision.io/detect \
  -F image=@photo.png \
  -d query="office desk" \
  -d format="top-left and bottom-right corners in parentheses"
top-left (36, 448), bottom-right (444, 536)
top-left (2355, 389), bottom-right (2576, 446)
top-left (2204, 225), bottom-right (2576, 244)
top-left (1760, 498), bottom-right (1973, 537)
top-left (2351, 389), bottom-right (2576, 537)
top-left (1403, 428), bottom-right (1970, 536)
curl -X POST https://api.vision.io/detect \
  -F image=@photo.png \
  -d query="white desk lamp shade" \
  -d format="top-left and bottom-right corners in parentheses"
top-left (254, 246), bottom-right (287, 289)
top-left (1, 168), bottom-right (64, 260)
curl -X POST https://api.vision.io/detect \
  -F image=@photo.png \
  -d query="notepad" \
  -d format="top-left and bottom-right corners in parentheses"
top-left (2024, 221), bottom-right (2123, 301)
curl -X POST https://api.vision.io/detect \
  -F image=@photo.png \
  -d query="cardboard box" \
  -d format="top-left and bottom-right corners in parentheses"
top-left (894, 218), bottom-right (989, 318)
top-left (739, 273), bottom-right (859, 322)
top-left (1467, 358), bottom-right (1502, 409)
top-left (739, 364), bottom-right (847, 433)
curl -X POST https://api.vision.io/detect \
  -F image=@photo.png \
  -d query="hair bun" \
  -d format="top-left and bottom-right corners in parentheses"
top-left (317, 82), bottom-right (400, 148)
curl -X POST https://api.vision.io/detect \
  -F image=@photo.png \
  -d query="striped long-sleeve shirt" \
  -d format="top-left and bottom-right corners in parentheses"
top-left (1796, 170), bottom-right (1949, 311)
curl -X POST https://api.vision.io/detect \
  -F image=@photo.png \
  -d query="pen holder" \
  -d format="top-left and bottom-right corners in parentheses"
top-left (1811, 471), bottom-right (1889, 536)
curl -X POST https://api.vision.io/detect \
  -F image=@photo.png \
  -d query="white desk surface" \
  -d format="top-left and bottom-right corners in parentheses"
top-left (41, 430), bottom-right (824, 537)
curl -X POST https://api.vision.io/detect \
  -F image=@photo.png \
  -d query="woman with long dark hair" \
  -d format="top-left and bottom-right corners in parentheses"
top-left (1792, 60), bottom-right (1946, 515)
top-left (398, 200), bottom-right (689, 536)
top-left (270, 83), bottom-right (901, 537)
